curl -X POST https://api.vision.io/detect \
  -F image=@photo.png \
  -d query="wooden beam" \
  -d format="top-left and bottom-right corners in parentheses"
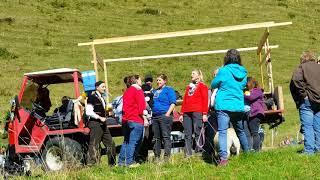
top-left (78, 22), bottom-right (274, 46)
top-left (91, 44), bottom-right (99, 81)
top-left (78, 22), bottom-right (291, 46)
top-left (257, 28), bottom-right (269, 54)
top-left (103, 45), bottom-right (279, 63)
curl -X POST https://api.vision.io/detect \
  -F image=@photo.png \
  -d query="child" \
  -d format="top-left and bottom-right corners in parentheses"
top-left (244, 77), bottom-right (265, 151)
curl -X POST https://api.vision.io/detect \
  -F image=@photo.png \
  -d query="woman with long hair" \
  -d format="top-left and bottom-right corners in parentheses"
top-left (180, 69), bottom-right (209, 157)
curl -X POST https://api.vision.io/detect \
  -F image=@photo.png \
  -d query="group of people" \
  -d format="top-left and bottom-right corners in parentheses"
top-left (84, 49), bottom-right (320, 168)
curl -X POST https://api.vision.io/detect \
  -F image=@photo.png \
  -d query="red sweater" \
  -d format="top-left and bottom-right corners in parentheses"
top-left (181, 82), bottom-right (209, 115)
top-left (122, 85), bottom-right (146, 125)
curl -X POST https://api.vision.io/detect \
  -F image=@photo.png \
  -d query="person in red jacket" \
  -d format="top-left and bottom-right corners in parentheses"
top-left (118, 75), bottom-right (146, 167)
top-left (179, 69), bottom-right (209, 157)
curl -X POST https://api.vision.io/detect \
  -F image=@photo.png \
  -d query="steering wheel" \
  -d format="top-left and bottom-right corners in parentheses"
top-left (32, 102), bottom-right (47, 113)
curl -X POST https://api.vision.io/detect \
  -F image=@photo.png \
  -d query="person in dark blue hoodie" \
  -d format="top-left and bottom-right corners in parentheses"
top-left (211, 49), bottom-right (249, 166)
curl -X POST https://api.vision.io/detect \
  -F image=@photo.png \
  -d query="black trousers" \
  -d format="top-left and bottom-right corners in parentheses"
top-left (152, 115), bottom-right (173, 158)
top-left (183, 112), bottom-right (203, 156)
top-left (248, 115), bottom-right (262, 151)
top-left (87, 121), bottom-right (116, 165)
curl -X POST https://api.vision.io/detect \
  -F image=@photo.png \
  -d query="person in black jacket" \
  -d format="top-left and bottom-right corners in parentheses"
top-left (290, 51), bottom-right (320, 154)
top-left (86, 81), bottom-right (116, 165)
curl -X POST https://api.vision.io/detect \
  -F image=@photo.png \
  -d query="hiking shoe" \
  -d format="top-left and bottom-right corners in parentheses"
top-left (218, 159), bottom-right (228, 166)
top-left (128, 163), bottom-right (140, 168)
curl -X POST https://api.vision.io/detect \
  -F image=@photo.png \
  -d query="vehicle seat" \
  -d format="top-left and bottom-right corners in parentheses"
top-left (45, 99), bottom-right (76, 130)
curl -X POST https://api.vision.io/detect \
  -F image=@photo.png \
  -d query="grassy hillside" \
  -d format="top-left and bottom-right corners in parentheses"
top-left (1, 0), bottom-right (320, 145)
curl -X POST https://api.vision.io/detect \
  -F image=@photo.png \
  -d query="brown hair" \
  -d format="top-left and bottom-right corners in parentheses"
top-left (247, 77), bottom-right (259, 89)
top-left (125, 75), bottom-right (140, 88)
top-left (157, 74), bottom-right (168, 82)
top-left (300, 51), bottom-right (316, 64)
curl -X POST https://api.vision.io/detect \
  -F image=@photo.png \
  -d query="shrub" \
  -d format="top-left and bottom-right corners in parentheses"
top-left (0, 17), bottom-right (15, 25)
top-left (136, 8), bottom-right (165, 16)
top-left (51, 0), bottom-right (69, 9)
top-left (0, 48), bottom-right (18, 59)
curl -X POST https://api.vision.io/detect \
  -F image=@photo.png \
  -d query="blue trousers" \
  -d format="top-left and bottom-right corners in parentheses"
top-left (299, 99), bottom-right (320, 154)
top-left (216, 110), bottom-right (249, 160)
top-left (118, 121), bottom-right (144, 166)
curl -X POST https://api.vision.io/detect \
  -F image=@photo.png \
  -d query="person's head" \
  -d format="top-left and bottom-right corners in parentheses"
top-left (125, 75), bottom-right (141, 88)
top-left (144, 74), bottom-right (153, 85)
top-left (61, 96), bottom-right (69, 105)
top-left (156, 74), bottom-right (168, 88)
top-left (300, 51), bottom-right (316, 64)
top-left (191, 69), bottom-right (204, 83)
top-left (95, 81), bottom-right (106, 94)
top-left (224, 49), bottom-right (242, 66)
top-left (247, 77), bottom-right (259, 90)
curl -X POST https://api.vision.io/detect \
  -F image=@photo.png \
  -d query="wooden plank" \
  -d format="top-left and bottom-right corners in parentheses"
top-left (78, 22), bottom-right (275, 46)
top-left (91, 44), bottom-right (99, 81)
top-left (259, 52), bottom-right (264, 89)
top-left (103, 45), bottom-right (279, 63)
top-left (103, 62), bottom-right (109, 104)
top-left (260, 48), bottom-right (272, 66)
top-left (257, 28), bottom-right (269, 54)
top-left (78, 22), bottom-right (291, 46)
top-left (273, 86), bottom-right (284, 110)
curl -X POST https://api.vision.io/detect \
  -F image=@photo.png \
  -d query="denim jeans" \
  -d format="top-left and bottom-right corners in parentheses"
top-left (216, 110), bottom-right (249, 160)
top-left (118, 121), bottom-right (144, 166)
top-left (183, 112), bottom-right (203, 156)
top-left (299, 99), bottom-right (320, 154)
top-left (152, 115), bottom-right (173, 158)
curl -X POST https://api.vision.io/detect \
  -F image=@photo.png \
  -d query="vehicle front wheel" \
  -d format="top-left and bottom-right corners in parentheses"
top-left (42, 137), bottom-right (83, 171)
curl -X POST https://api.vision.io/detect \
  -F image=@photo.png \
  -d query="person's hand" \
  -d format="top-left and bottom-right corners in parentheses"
top-left (179, 115), bottom-right (183, 122)
top-left (202, 114), bottom-right (208, 123)
top-left (99, 117), bottom-right (106, 122)
top-left (143, 117), bottom-right (149, 126)
top-left (165, 113), bottom-right (170, 117)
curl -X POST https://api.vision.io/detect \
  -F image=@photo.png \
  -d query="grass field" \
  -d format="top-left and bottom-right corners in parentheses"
top-left (1, 0), bottom-right (320, 178)
top-left (10, 146), bottom-right (320, 179)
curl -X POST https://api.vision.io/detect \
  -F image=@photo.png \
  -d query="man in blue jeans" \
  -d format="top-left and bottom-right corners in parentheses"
top-left (290, 51), bottom-right (320, 154)
top-left (211, 49), bottom-right (249, 166)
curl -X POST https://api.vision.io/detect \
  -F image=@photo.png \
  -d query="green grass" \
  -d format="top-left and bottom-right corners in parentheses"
top-left (12, 146), bottom-right (320, 179)
top-left (0, 0), bottom-right (320, 178)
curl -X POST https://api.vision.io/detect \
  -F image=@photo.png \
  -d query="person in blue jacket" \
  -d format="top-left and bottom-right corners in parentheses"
top-left (211, 49), bottom-right (249, 166)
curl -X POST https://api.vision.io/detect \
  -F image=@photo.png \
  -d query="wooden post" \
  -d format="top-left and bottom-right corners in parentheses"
top-left (91, 44), bottom-right (99, 81)
top-left (271, 128), bottom-right (274, 147)
top-left (103, 62), bottom-right (109, 104)
top-left (259, 52), bottom-right (264, 90)
top-left (264, 28), bottom-right (274, 93)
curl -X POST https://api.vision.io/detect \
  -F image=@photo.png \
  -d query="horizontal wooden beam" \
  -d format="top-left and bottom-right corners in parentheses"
top-left (103, 45), bottom-right (279, 63)
top-left (78, 21), bottom-right (293, 46)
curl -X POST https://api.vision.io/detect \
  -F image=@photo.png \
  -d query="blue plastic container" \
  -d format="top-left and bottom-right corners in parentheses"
top-left (81, 70), bottom-right (96, 91)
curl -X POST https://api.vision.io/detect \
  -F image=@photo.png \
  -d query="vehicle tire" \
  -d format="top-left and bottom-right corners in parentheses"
top-left (42, 137), bottom-right (84, 171)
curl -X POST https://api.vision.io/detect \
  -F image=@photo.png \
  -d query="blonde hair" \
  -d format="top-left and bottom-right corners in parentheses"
top-left (192, 69), bottom-right (204, 82)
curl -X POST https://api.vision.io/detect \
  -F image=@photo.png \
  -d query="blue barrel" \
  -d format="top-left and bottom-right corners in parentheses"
top-left (81, 70), bottom-right (96, 91)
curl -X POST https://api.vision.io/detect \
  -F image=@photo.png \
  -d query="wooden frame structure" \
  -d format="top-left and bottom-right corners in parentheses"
top-left (78, 21), bottom-right (292, 147)
top-left (78, 21), bottom-right (291, 101)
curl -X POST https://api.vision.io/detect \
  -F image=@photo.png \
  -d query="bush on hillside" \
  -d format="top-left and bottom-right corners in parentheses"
top-left (0, 48), bottom-right (18, 59)
top-left (0, 17), bottom-right (15, 25)
top-left (136, 8), bottom-right (166, 16)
